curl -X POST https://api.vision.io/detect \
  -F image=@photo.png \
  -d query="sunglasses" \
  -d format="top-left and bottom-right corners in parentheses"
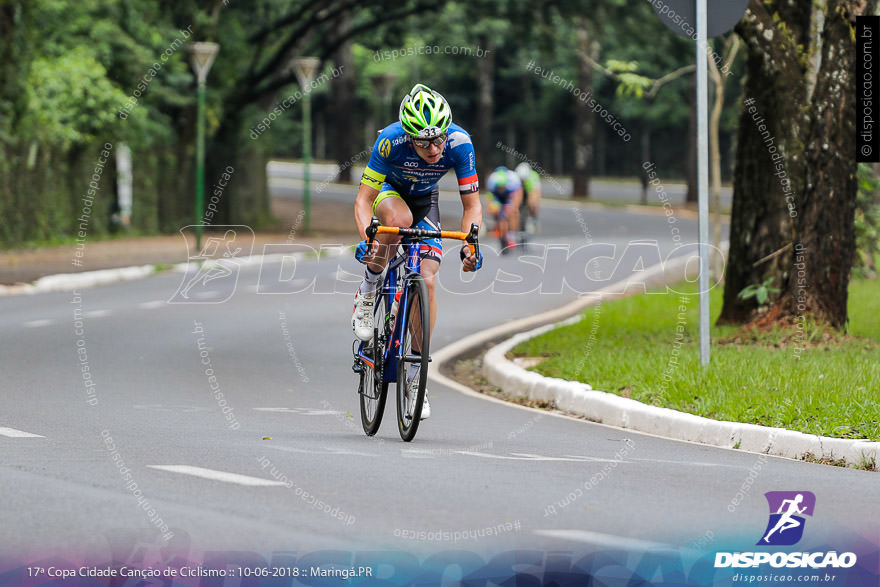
top-left (411, 133), bottom-right (448, 149)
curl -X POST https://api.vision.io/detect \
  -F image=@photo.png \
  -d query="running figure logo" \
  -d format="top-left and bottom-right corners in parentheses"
top-left (757, 491), bottom-right (816, 546)
top-left (169, 226), bottom-right (254, 304)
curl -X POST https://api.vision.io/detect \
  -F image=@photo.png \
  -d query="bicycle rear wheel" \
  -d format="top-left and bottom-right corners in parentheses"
top-left (359, 292), bottom-right (389, 436)
top-left (396, 273), bottom-right (430, 442)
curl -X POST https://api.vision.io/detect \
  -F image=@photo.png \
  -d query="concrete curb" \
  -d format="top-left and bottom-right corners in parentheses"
top-left (483, 329), bottom-right (880, 468)
top-left (0, 247), bottom-right (350, 297)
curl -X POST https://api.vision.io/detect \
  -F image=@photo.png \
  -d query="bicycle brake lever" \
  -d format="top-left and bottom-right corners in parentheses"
top-left (467, 223), bottom-right (480, 258)
top-left (366, 216), bottom-right (380, 245)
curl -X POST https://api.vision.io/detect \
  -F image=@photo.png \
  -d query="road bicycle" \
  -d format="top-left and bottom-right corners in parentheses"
top-left (517, 200), bottom-right (538, 248)
top-left (352, 216), bottom-right (479, 441)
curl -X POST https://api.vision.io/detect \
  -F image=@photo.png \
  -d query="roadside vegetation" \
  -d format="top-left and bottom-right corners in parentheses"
top-left (511, 279), bottom-right (880, 442)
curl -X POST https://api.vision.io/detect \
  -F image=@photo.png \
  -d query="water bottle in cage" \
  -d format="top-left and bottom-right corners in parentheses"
top-left (389, 289), bottom-right (402, 322)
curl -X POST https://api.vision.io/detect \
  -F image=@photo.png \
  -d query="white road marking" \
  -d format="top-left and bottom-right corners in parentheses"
top-left (147, 465), bottom-right (287, 487)
top-left (400, 451), bottom-right (436, 459)
top-left (628, 457), bottom-right (732, 468)
top-left (23, 319), bottom-right (54, 328)
top-left (133, 404), bottom-right (209, 413)
top-left (0, 427), bottom-right (45, 438)
top-left (264, 445), bottom-right (378, 458)
top-left (253, 407), bottom-right (341, 416)
top-left (138, 300), bottom-right (166, 309)
top-left (85, 309), bottom-right (112, 318)
top-left (457, 451), bottom-right (624, 463)
top-left (534, 529), bottom-right (674, 551)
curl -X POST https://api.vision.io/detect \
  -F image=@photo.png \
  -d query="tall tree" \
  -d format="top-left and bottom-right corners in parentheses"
top-left (572, 16), bottom-right (596, 199)
top-left (719, 0), bottom-right (875, 329)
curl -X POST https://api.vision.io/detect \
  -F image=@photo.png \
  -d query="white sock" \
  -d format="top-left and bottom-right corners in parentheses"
top-left (408, 358), bottom-right (421, 382)
top-left (359, 267), bottom-right (381, 295)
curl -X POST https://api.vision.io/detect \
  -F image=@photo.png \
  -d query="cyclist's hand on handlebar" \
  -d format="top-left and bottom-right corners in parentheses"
top-left (460, 246), bottom-right (483, 272)
top-left (355, 240), bottom-right (376, 264)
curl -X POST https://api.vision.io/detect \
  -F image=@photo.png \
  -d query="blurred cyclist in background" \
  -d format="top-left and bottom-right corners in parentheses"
top-left (515, 162), bottom-right (541, 240)
top-left (486, 166), bottom-right (522, 253)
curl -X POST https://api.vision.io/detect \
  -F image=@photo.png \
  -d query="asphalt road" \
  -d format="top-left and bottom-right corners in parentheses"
top-left (266, 160), bottom-right (734, 208)
top-left (1, 187), bottom-right (876, 585)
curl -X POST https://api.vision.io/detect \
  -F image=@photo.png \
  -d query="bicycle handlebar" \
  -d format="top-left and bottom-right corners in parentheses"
top-left (365, 216), bottom-right (480, 261)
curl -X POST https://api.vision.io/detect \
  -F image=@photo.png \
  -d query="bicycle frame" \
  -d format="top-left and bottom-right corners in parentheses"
top-left (355, 239), bottom-right (422, 384)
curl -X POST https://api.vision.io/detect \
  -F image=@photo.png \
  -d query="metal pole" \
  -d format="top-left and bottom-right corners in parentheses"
top-left (195, 81), bottom-right (206, 250)
top-left (303, 90), bottom-right (312, 232)
top-left (696, 0), bottom-right (711, 365)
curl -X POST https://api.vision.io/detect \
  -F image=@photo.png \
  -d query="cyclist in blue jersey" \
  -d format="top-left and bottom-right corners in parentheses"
top-left (352, 83), bottom-right (483, 420)
top-left (486, 166), bottom-right (522, 252)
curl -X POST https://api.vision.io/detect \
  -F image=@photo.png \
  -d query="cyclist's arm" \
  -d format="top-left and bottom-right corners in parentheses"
top-left (459, 192), bottom-right (482, 234)
top-left (460, 192), bottom-right (482, 271)
top-left (354, 182), bottom-right (381, 240)
top-left (355, 141), bottom-right (391, 239)
top-left (530, 174), bottom-right (542, 210)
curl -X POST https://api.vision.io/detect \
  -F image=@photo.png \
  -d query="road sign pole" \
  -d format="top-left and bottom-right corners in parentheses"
top-left (696, 0), bottom-right (711, 366)
top-left (303, 89), bottom-right (312, 232)
top-left (196, 81), bottom-right (206, 250)
top-left (188, 42), bottom-right (219, 251)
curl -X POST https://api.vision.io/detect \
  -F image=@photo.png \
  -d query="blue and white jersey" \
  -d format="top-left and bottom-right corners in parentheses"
top-left (360, 122), bottom-right (479, 199)
top-left (486, 168), bottom-right (522, 199)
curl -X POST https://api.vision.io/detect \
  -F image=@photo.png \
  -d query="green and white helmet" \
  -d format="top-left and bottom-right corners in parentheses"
top-left (399, 83), bottom-right (452, 139)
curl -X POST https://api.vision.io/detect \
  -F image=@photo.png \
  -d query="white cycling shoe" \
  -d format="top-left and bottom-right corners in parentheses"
top-left (351, 289), bottom-right (376, 341)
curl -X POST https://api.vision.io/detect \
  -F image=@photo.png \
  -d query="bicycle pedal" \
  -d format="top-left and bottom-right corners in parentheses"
top-left (352, 361), bottom-right (364, 374)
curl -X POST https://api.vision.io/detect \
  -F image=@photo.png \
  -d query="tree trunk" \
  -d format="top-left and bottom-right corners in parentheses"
top-left (785, 1), bottom-right (864, 329)
top-left (719, 0), bottom-right (869, 329)
top-left (708, 39), bottom-right (734, 282)
top-left (523, 75), bottom-right (537, 162)
top-left (207, 112), bottom-right (271, 230)
top-left (475, 37), bottom-right (495, 188)
top-left (332, 17), bottom-right (356, 183)
top-left (572, 19), bottom-right (595, 199)
top-left (685, 74), bottom-right (698, 204)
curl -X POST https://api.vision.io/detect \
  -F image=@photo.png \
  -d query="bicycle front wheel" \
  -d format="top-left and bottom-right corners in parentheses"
top-left (359, 292), bottom-right (389, 436)
top-left (396, 273), bottom-right (430, 442)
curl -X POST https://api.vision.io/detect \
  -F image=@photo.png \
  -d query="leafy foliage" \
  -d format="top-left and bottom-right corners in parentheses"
top-left (855, 163), bottom-right (880, 279)
top-left (738, 277), bottom-right (781, 307)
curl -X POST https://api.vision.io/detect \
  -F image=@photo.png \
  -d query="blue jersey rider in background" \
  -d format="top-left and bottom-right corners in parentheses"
top-left (352, 83), bottom-right (483, 420)
top-left (486, 166), bottom-right (522, 252)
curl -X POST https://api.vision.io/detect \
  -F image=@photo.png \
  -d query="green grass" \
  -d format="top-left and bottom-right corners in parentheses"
top-left (511, 279), bottom-right (880, 441)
